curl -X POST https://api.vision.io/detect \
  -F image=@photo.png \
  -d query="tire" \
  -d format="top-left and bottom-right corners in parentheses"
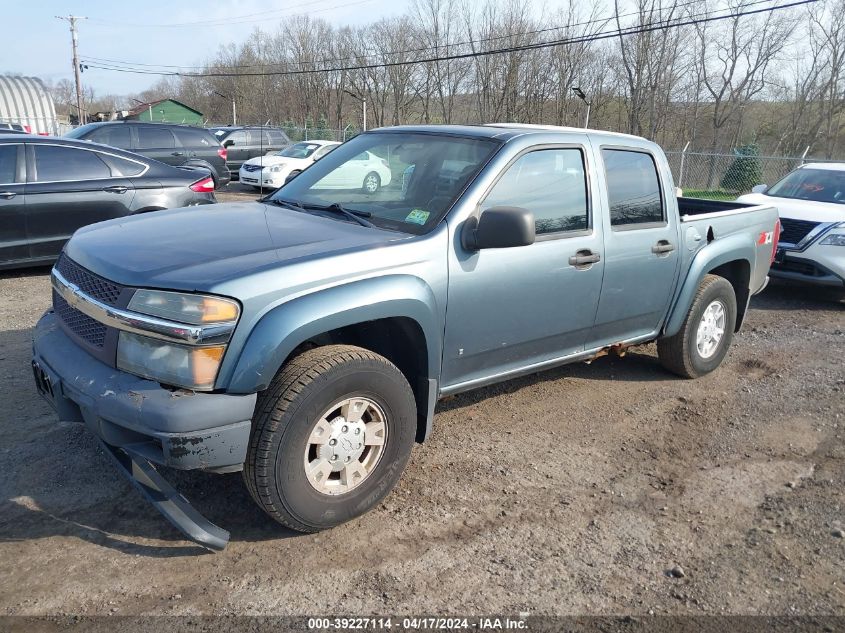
top-left (244, 345), bottom-right (417, 532)
top-left (657, 274), bottom-right (737, 379)
top-left (362, 172), bottom-right (381, 193)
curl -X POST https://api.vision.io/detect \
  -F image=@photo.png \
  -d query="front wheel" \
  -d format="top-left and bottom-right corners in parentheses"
top-left (243, 345), bottom-right (417, 532)
top-left (657, 274), bottom-right (737, 378)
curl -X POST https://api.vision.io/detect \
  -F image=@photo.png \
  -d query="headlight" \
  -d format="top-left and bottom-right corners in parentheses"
top-left (819, 233), bottom-right (845, 246)
top-left (129, 289), bottom-right (239, 324)
top-left (118, 290), bottom-right (240, 390)
top-left (117, 332), bottom-right (225, 390)
top-left (268, 164), bottom-right (287, 173)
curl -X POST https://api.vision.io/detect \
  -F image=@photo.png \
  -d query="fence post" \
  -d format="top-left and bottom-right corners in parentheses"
top-left (678, 141), bottom-right (691, 189)
top-left (800, 146), bottom-right (810, 165)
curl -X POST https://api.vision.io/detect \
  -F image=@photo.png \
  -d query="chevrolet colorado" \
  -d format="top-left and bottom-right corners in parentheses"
top-left (32, 124), bottom-right (780, 550)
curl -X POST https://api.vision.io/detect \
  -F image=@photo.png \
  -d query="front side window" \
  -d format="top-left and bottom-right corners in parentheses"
top-left (270, 132), bottom-right (500, 234)
top-left (766, 168), bottom-right (845, 204)
top-left (33, 145), bottom-right (112, 181)
top-left (483, 148), bottom-right (589, 235)
top-left (87, 125), bottom-right (131, 149)
top-left (602, 149), bottom-right (664, 227)
top-left (137, 127), bottom-right (176, 150)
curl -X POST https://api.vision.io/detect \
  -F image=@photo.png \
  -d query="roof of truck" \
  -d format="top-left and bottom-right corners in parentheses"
top-left (369, 123), bottom-right (650, 145)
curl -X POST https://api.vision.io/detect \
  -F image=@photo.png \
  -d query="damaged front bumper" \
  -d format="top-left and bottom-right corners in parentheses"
top-left (32, 311), bottom-right (257, 550)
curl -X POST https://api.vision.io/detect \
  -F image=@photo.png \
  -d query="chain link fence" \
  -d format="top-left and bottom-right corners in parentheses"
top-left (664, 149), bottom-right (841, 200)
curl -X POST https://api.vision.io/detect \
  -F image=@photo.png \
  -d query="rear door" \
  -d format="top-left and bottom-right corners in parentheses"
top-left (25, 143), bottom-right (137, 259)
top-left (587, 146), bottom-right (681, 346)
top-left (0, 143), bottom-right (27, 265)
top-left (135, 126), bottom-right (180, 165)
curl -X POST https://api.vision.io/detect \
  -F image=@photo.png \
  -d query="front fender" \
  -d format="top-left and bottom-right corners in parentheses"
top-left (225, 275), bottom-right (442, 394)
top-left (663, 232), bottom-right (755, 338)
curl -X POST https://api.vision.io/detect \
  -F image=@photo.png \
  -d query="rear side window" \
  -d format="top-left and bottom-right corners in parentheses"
top-left (0, 145), bottom-right (17, 183)
top-left (87, 125), bottom-right (131, 149)
top-left (483, 148), bottom-right (589, 235)
top-left (267, 129), bottom-right (289, 145)
top-left (602, 149), bottom-right (664, 227)
top-left (33, 145), bottom-right (112, 181)
top-left (99, 153), bottom-right (146, 177)
top-left (172, 127), bottom-right (213, 148)
top-left (137, 126), bottom-right (176, 149)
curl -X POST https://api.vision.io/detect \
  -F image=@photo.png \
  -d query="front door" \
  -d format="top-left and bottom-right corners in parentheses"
top-left (25, 143), bottom-right (136, 259)
top-left (441, 144), bottom-right (605, 390)
top-left (588, 147), bottom-right (681, 346)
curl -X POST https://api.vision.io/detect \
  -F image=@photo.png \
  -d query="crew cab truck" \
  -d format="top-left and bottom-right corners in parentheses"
top-left (31, 124), bottom-right (780, 550)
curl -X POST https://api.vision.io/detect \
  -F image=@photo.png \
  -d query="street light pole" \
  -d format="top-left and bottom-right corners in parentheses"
top-left (572, 86), bottom-right (591, 129)
top-left (343, 90), bottom-right (367, 131)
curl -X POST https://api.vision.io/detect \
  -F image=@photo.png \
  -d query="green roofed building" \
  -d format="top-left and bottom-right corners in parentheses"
top-left (125, 99), bottom-right (203, 125)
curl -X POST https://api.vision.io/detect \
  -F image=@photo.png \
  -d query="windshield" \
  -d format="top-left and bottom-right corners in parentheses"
top-left (269, 132), bottom-right (500, 233)
top-left (278, 142), bottom-right (323, 159)
top-left (64, 123), bottom-right (103, 139)
top-left (766, 168), bottom-right (845, 204)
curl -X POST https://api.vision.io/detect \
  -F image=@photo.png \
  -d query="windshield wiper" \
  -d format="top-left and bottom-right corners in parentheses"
top-left (263, 197), bottom-right (304, 210)
top-left (301, 202), bottom-right (375, 228)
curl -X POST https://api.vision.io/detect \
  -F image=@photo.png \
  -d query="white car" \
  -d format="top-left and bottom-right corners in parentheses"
top-left (239, 140), bottom-right (339, 189)
top-left (314, 150), bottom-right (392, 193)
top-left (737, 162), bottom-right (845, 288)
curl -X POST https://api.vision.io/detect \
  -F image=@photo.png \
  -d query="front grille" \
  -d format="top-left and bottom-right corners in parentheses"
top-left (242, 164), bottom-right (263, 173)
top-left (53, 289), bottom-right (107, 347)
top-left (779, 218), bottom-right (819, 245)
top-left (55, 253), bottom-right (123, 305)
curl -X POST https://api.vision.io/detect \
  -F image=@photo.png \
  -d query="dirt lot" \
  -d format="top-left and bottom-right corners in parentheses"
top-left (0, 190), bottom-right (843, 617)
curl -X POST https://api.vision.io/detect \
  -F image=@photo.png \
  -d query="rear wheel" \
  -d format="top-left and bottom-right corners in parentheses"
top-left (362, 172), bottom-right (381, 193)
top-left (657, 274), bottom-right (737, 378)
top-left (243, 345), bottom-right (416, 532)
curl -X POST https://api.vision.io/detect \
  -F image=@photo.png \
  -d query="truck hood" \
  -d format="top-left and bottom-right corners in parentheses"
top-left (64, 202), bottom-right (409, 291)
top-left (736, 193), bottom-right (845, 224)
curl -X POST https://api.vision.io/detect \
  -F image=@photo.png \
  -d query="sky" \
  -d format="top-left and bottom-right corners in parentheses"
top-left (3, 0), bottom-right (410, 96)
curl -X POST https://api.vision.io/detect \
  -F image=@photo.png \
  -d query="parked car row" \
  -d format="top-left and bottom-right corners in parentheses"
top-left (0, 133), bottom-right (216, 270)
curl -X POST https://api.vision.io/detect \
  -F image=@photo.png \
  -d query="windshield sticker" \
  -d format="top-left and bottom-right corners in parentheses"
top-left (405, 209), bottom-right (430, 225)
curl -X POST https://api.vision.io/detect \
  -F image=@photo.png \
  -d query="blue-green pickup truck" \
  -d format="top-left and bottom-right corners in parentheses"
top-left (32, 124), bottom-right (780, 550)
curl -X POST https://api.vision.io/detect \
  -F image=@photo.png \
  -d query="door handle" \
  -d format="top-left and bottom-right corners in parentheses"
top-left (102, 185), bottom-right (128, 194)
top-left (171, 151), bottom-right (185, 157)
top-left (568, 250), bottom-right (601, 267)
top-left (651, 240), bottom-right (675, 254)
top-left (0, 191), bottom-right (15, 200)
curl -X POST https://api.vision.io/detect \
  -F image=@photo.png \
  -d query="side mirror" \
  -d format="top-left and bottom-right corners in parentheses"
top-left (462, 206), bottom-right (535, 251)
top-left (751, 184), bottom-right (767, 194)
top-left (223, 139), bottom-right (234, 148)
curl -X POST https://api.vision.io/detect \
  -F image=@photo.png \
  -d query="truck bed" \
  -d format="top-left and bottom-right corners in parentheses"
top-left (678, 197), bottom-right (755, 218)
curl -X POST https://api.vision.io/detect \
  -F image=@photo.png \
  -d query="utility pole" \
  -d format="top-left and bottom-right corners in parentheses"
top-left (343, 89), bottom-right (367, 131)
top-left (57, 15), bottom-right (87, 124)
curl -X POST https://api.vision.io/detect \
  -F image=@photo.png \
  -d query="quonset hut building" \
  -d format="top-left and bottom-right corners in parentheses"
top-left (0, 75), bottom-right (59, 135)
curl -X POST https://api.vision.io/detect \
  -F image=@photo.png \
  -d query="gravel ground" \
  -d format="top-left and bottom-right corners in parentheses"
top-left (0, 190), bottom-right (843, 617)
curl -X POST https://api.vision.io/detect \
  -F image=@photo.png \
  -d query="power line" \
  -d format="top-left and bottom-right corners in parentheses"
top-left (81, 0), bottom-right (815, 79)
top-left (85, 0), bottom-right (369, 29)
top-left (79, 0), bottom-right (740, 72)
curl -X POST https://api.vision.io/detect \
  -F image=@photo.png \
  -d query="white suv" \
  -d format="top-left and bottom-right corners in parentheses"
top-left (737, 162), bottom-right (845, 288)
